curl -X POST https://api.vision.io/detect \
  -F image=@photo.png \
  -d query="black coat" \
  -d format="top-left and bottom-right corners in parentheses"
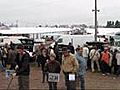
top-left (37, 54), bottom-right (49, 71)
top-left (15, 51), bottom-right (30, 76)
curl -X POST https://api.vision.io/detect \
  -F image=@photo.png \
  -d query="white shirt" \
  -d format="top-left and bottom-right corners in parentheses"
top-left (82, 47), bottom-right (89, 58)
top-left (116, 52), bottom-right (120, 65)
top-left (89, 49), bottom-right (100, 61)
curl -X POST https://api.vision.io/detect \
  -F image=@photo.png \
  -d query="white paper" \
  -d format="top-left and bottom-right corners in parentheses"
top-left (48, 73), bottom-right (60, 82)
top-left (69, 74), bottom-right (75, 81)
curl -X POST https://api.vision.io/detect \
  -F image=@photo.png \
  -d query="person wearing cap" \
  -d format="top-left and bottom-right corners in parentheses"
top-left (62, 47), bottom-right (79, 90)
top-left (68, 42), bottom-right (75, 54)
top-left (44, 53), bottom-right (61, 90)
top-left (13, 45), bottom-right (30, 90)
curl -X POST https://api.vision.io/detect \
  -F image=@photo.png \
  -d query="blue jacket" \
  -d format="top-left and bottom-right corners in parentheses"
top-left (75, 53), bottom-right (87, 76)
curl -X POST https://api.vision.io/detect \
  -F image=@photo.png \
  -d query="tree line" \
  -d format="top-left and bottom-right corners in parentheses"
top-left (106, 20), bottom-right (120, 28)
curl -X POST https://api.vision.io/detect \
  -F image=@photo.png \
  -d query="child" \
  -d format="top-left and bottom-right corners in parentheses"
top-left (44, 53), bottom-right (61, 90)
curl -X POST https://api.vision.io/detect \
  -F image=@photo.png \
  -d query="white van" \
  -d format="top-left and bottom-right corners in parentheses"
top-left (51, 35), bottom-right (95, 48)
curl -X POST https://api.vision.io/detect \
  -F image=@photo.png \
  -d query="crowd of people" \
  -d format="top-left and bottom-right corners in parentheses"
top-left (0, 41), bottom-right (120, 90)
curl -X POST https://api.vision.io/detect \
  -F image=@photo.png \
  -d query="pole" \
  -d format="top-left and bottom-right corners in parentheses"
top-left (7, 76), bottom-right (14, 90)
top-left (95, 0), bottom-right (97, 41)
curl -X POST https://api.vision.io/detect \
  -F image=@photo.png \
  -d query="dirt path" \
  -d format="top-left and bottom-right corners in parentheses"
top-left (0, 64), bottom-right (120, 90)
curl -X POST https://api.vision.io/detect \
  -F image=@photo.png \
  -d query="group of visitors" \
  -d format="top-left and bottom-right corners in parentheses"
top-left (79, 44), bottom-right (120, 78)
top-left (0, 40), bottom-right (120, 90)
top-left (34, 43), bottom-right (86, 90)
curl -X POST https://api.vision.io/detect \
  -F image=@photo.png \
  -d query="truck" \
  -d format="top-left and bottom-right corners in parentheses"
top-left (0, 36), bottom-right (34, 52)
top-left (51, 34), bottom-right (95, 48)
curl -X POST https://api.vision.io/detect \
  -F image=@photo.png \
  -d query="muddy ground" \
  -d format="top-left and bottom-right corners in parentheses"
top-left (0, 63), bottom-right (120, 90)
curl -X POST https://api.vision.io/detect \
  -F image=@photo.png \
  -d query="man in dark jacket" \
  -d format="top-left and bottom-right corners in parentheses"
top-left (13, 45), bottom-right (30, 90)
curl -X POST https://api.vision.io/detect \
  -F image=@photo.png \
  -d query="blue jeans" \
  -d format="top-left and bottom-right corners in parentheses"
top-left (78, 75), bottom-right (85, 90)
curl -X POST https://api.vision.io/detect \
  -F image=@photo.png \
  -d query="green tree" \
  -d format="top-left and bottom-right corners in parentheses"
top-left (115, 20), bottom-right (120, 28)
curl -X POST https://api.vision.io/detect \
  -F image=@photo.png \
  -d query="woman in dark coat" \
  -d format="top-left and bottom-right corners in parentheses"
top-left (37, 48), bottom-right (49, 83)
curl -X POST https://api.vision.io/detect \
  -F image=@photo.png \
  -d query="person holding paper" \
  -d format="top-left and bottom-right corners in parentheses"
top-left (44, 53), bottom-right (61, 90)
top-left (76, 48), bottom-right (87, 90)
top-left (62, 47), bottom-right (79, 90)
top-left (13, 45), bottom-right (30, 90)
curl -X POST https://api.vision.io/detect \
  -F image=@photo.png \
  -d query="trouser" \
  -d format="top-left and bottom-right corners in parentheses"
top-left (116, 65), bottom-right (120, 76)
top-left (37, 61), bottom-right (40, 67)
top-left (84, 57), bottom-right (88, 69)
top-left (2, 57), bottom-right (7, 67)
top-left (91, 59), bottom-right (100, 72)
top-left (78, 75), bottom-right (85, 90)
top-left (10, 63), bottom-right (16, 70)
top-left (64, 72), bottom-right (76, 90)
top-left (18, 75), bottom-right (29, 90)
top-left (113, 65), bottom-right (118, 74)
top-left (101, 61), bottom-right (110, 74)
top-left (42, 71), bottom-right (48, 82)
top-left (48, 82), bottom-right (57, 90)
top-left (111, 62), bottom-right (118, 74)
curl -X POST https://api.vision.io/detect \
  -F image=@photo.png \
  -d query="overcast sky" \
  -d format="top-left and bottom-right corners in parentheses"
top-left (0, 0), bottom-right (120, 26)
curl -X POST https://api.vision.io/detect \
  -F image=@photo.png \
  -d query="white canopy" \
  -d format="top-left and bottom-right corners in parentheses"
top-left (0, 27), bottom-right (71, 34)
top-left (86, 28), bottom-right (120, 36)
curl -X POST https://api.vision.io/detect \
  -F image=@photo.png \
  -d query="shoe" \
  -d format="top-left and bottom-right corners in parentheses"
top-left (92, 69), bottom-right (95, 72)
top-left (106, 73), bottom-right (110, 76)
top-left (102, 74), bottom-right (106, 76)
top-left (42, 81), bottom-right (44, 83)
top-left (113, 77), bottom-right (116, 79)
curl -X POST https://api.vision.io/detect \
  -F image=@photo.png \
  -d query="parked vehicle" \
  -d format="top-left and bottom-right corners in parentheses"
top-left (51, 35), bottom-right (95, 48)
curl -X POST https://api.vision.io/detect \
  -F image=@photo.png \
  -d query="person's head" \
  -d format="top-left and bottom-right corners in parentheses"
top-left (76, 47), bottom-right (82, 55)
top-left (17, 44), bottom-right (24, 54)
top-left (84, 44), bottom-right (87, 47)
top-left (42, 48), bottom-right (47, 55)
top-left (114, 49), bottom-right (118, 53)
top-left (104, 47), bottom-right (108, 52)
top-left (49, 46), bottom-right (53, 49)
top-left (49, 53), bottom-right (56, 61)
top-left (76, 48), bottom-right (79, 52)
top-left (117, 50), bottom-right (120, 53)
top-left (77, 45), bottom-right (80, 48)
top-left (69, 42), bottom-right (72, 46)
top-left (62, 47), bottom-right (69, 57)
top-left (10, 41), bottom-right (13, 44)
top-left (4, 43), bottom-right (8, 48)
top-left (93, 45), bottom-right (97, 50)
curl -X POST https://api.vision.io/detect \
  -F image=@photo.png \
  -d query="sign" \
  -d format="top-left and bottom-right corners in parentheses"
top-left (6, 70), bottom-right (15, 79)
top-left (69, 74), bottom-right (75, 81)
top-left (48, 73), bottom-right (60, 82)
